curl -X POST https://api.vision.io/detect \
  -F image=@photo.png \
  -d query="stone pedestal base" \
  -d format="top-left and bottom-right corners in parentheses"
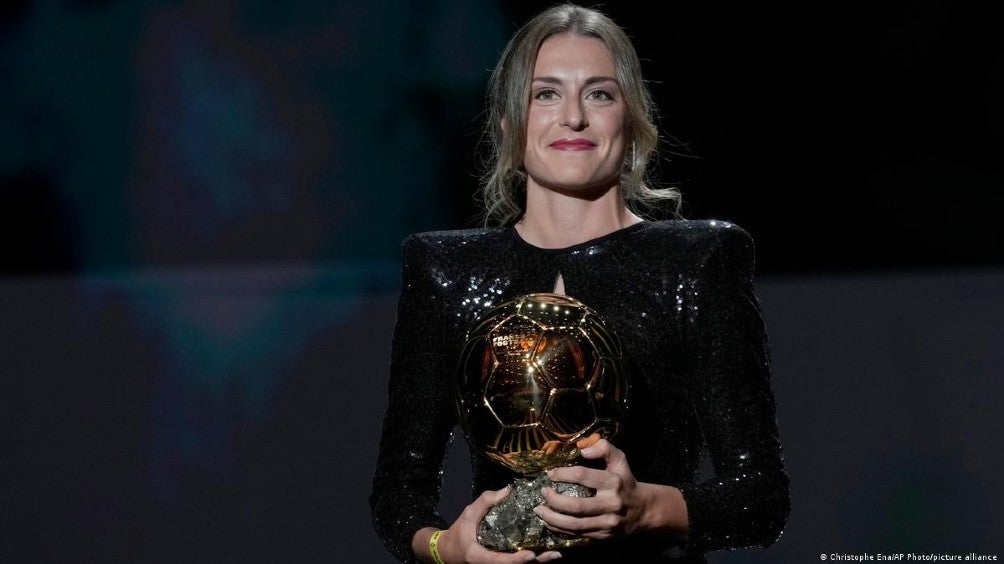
top-left (477, 473), bottom-right (594, 552)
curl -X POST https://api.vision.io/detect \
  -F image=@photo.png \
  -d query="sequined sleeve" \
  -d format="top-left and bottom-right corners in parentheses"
top-left (676, 226), bottom-right (790, 554)
top-left (370, 236), bottom-right (457, 562)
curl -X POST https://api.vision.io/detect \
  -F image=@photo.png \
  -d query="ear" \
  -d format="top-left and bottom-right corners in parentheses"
top-left (500, 118), bottom-right (508, 134)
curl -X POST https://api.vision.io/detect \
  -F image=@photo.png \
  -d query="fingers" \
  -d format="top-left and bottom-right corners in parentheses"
top-left (466, 534), bottom-right (562, 562)
top-left (493, 549), bottom-right (561, 563)
top-left (578, 438), bottom-right (627, 472)
top-left (547, 465), bottom-right (619, 491)
top-left (459, 534), bottom-right (563, 562)
top-left (485, 548), bottom-right (538, 563)
top-left (486, 485), bottom-right (511, 505)
top-left (540, 484), bottom-right (623, 516)
top-left (533, 441), bottom-right (637, 546)
top-left (532, 504), bottom-right (617, 540)
top-left (471, 486), bottom-right (510, 511)
top-left (460, 486), bottom-right (511, 533)
top-left (484, 551), bottom-right (560, 563)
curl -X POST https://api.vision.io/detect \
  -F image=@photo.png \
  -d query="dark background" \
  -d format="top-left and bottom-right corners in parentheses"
top-left (1, 1), bottom-right (1001, 562)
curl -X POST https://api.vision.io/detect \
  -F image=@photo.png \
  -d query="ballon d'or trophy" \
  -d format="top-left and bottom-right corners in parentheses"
top-left (454, 293), bottom-right (630, 552)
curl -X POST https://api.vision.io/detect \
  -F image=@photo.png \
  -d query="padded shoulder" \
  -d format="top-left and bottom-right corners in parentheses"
top-left (402, 228), bottom-right (502, 255)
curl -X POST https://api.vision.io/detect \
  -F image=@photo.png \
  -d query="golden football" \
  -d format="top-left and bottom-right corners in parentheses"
top-left (454, 293), bottom-right (629, 474)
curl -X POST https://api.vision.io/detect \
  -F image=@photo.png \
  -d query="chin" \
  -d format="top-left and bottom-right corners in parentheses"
top-left (535, 176), bottom-right (617, 198)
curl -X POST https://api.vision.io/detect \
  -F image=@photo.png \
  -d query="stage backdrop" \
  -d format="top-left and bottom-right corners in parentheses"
top-left (1, 1), bottom-right (1001, 562)
top-left (2, 268), bottom-right (1001, 561)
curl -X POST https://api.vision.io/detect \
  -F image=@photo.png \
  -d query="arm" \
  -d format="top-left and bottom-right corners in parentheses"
top-left (675, 225), bottom-right (790, 553)
top-left (371, 237), bottom-right (558, 564)
top-left (532, 226), bottom-right (789, 554)
top-left (370, 236), bottom-right (456, 562)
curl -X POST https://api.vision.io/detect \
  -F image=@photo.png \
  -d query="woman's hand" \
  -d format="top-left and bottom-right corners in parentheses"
top-left (533, 438), bottom-right (689, 542)
top-left (424, 487), bottom-right (563, 563)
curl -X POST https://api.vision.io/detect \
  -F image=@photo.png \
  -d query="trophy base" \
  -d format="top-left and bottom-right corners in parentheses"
top-left (477, 473), bottom-right (594, 552)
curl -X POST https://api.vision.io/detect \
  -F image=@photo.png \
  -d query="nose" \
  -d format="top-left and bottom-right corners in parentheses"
top-left (560, 97), bottom-right (588, 131)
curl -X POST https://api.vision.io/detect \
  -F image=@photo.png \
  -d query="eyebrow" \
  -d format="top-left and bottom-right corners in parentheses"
top-left (531, 76), bottom-right (619, 86)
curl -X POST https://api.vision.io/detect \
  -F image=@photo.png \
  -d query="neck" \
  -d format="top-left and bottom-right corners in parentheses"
top-left (515, 179), bottom-right (643, 249)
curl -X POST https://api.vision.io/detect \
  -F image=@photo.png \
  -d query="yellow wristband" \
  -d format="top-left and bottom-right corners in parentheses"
top-left (429, 529), bottom-right (446, 564)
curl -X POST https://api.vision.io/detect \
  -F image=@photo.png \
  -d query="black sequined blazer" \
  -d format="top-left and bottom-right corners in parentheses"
top-left (370, 220), bottom-right (790, 563)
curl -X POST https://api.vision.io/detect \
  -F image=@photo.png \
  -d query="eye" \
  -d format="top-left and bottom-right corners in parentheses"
top-left (533, 88), bottom-right (560, 102)
top-left (586, 89), bottom-right (614, 101)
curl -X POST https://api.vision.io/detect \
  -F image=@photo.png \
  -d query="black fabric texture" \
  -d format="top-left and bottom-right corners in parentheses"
top-left (370, 219), bottom-right (790, 562)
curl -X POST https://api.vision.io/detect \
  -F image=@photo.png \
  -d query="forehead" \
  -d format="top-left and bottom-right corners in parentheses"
top-left (533, 33), bottom-right (616, 78)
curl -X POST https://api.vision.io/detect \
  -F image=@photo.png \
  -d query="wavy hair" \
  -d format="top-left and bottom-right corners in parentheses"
top-left (479, 4), bottom-right (681, 226)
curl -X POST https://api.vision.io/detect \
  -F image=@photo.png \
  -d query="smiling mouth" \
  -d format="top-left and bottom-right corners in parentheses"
top-left (550, 139), bottom-right (597, 150)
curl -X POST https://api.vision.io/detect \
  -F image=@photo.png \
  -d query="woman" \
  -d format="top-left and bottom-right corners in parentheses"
top-left (371, 5), bottom-right (789, 563)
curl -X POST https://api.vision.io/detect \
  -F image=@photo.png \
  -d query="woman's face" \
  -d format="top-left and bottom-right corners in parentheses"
top-left (523, 33), bottom-right (626, 195)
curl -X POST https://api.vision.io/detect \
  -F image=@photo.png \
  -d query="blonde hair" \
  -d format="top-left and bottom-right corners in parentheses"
top-left (479, 4), bottom-right (681, 226)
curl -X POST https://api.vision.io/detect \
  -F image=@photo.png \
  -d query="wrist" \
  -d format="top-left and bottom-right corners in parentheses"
top-left (411, 527), bottom-right (440, 563)
top-left (636, 482), bottom-right (689, 540)
top-left (635, 482), bottom-right (661, 533)
top-left (436, 527), bottom-right (465, 564)
top-left (429, 529), bottom-right (446, 564)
